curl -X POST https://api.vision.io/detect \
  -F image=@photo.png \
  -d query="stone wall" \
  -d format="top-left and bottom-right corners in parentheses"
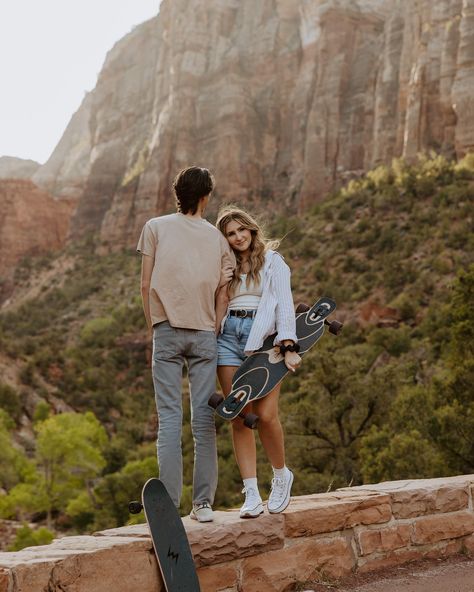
top-left (1, 475), bottom-right (473, 592)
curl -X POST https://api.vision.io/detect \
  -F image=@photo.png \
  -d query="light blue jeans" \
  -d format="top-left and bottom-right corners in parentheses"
top-left (217, 315), bottom-right (254, 366)
top-left (152, 321), bottom-right (218, 507)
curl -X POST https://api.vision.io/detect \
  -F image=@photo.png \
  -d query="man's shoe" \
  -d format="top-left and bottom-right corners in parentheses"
top-left (240, 487), bottom-right (264, 518)
top-left (190, 502), bottom-right (214, 522)
top-left (267, 469), bottom-right (294, 514)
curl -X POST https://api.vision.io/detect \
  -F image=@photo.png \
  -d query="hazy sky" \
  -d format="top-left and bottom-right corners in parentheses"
top-left (0, 1), bottom-right (160, 164)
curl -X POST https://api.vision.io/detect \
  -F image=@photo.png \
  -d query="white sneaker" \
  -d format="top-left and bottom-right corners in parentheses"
top-left (267, 469), bottom-right (294, 514)
top-left (240, 487), bottom-right (264, 518)
top-left (190, 502), bottom-right (214, 522)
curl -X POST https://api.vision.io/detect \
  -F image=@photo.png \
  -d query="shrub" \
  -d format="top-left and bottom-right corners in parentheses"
top-left (0, 383), bottom-right (21, 422)
top-left (79, 317), bottom-right (120, 348)
top-left (8, 525), bottom-right (54, 551)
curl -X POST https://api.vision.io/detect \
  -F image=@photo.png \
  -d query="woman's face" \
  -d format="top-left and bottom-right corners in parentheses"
top-left (225, 219), bottom-right (252, 255)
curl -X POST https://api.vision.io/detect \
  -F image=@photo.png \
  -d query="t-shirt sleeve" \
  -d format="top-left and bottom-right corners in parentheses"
top-left (219, 233), bottom-right (236, 270)
top-left (136, 221), bottom-right (157, 257)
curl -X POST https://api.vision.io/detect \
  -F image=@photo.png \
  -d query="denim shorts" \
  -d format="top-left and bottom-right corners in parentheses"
top-left (217, 315), bottom-right (254, 366)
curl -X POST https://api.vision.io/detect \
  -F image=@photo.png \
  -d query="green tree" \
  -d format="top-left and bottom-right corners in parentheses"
top-left (430, 266), bottom-right (474, 472)
top-left (87, 456), bottom-right (157, 530)
top-left (360, 267), bottom-right (474, 481)
top-left (8, 524), bottom-right (54, 551)
top-left (0, 410), bottom-right (34, 492)
top-left (34, 412), bottom-right (107, 527)
top-left (0, 382), bottom-right (21, 422)
top-left (283, 340), bottom-right (399, 492)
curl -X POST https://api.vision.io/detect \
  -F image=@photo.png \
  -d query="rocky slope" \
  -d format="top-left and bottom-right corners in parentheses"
top-left (26, 0), bottom-right (474, 250)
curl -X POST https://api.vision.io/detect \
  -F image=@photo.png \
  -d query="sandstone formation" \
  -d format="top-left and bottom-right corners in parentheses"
top-left (31, 93), bottom-right (93, 202)
top-left (0, 475), bottom-right (473, 592)
top-left (27, 0), bottom-right (474, 251)
top-left (0, 180), bottom-right (74, 298)
top-left (0, 157), bottom-right (40, 180)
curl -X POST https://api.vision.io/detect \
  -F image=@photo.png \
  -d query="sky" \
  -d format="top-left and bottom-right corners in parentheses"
top-left (0, 1), bottom-right (161, 165)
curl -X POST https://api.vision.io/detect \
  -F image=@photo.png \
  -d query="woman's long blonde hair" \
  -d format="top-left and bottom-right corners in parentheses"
top-left (216, 206), bottom-right (279, 296)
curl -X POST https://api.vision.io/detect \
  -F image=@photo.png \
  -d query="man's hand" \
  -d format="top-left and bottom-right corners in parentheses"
top-left (219, 264), bottom-right (234, 287)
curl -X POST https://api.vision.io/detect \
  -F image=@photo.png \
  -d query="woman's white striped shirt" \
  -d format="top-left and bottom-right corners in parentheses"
top-left (221, 250), bottom-right (298, 354)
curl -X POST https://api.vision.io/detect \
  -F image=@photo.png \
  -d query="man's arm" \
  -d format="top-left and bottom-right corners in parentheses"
top-left (140, 254), bottom-right (154, 333)
top-left (215, 285), bottom-right (229, 336)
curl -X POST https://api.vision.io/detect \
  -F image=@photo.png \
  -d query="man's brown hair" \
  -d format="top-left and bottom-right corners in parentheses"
top-left (173, 167), bottom-right (214, 215)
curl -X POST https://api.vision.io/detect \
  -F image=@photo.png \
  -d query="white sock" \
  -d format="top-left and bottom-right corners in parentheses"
top-left (273, 466), bottom-right (288, 479)
top-left (243, 477), bottom-right (259, 492)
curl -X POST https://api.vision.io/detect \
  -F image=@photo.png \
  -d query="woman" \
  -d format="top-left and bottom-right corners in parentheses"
top-left (215, 206), bottom-right (301, 518)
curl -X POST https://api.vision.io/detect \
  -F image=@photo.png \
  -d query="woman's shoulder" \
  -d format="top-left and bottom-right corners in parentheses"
top-left (265, 249), bottom-right (286, 262)
top-left (265, 249), bottom-right (290, 271)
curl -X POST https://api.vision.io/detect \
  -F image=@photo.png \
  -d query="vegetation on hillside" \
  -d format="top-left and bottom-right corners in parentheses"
top-left (0, 153), bottom-right (473, 549)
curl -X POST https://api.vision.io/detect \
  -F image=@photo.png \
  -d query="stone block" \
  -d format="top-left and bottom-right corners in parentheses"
top-left (341, 475), bottom-right (474, 519)
top-left (357, 547), bottom-right (423, 573)
top-left (283, 491), bottom-right (391, 538)
top-left (0, 568), bottom-right (10, 592)
top-left (412, 511), bottom-right (474, 545)
top-left (197, 560), bottom-right (240, 592)
top-left (0, 536), bottom-right (160, 592)
top-left (99, 509), bottom-right (285, 567)
top-left (357, 524), bottom-right (411, 555)
top-left (241, 536), bottom-right (355, 591)
top-left (464, 533), bottom-right (474, 554)
top-left (96, 523), bottom-right (149, 538)
top-left (182, 510), bottom-right (284, 567)
top-left (423, 538), bottom-right (464, 559)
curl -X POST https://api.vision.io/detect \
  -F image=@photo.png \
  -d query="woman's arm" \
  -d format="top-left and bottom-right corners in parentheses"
top-left (215, 284), bottom-right (230, 336)
top-left (272, 255), bottom-right (301, 372)
top-left (272, 255), bottom-right (298, 344)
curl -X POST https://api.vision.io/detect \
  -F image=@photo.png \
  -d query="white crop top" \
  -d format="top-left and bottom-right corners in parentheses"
top-left (229, 273), bottom-right (262, 310)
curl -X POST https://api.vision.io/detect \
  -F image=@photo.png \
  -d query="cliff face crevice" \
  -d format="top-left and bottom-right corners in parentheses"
top-left (27, 0), bottom-right (474, 248)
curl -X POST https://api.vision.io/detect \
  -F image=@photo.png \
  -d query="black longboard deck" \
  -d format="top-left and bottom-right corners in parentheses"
top-left (142, 478), bottom-right (201, 592)
top-left (215, 297), bottom-right (336, 421)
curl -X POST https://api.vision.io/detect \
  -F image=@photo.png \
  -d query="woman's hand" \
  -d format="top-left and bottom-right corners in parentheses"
top-left (219, 264), bottom-right (234, 287)
top-left (284, 351), bottom-right (301, 373)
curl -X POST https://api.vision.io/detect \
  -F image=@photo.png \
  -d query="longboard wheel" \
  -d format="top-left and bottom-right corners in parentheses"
top-left (295, 302), bottom-right (310, 313)
top-left (208, 392), bottom-right (224, 409)
top-left (326, 319), bottom-right (343, 335)
top-left (128, 500), bottom-right (143, 514)
top-left (243, 413), bottom-right (259, 430)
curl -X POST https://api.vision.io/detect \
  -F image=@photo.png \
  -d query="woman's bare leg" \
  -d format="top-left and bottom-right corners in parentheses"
top-left (253, 385), bottom-right (285, 469)
top-left (217, 366), bottom-right (257, 479)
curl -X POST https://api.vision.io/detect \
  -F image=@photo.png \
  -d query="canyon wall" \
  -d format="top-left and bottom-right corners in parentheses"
top-left (0, 180), bottom-right (73, 298)
top-left (8, 0), bottom-right (474, 252)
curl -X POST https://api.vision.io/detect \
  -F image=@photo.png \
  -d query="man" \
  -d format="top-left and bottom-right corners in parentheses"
top-left (137, 166), bottom-right (234, 522)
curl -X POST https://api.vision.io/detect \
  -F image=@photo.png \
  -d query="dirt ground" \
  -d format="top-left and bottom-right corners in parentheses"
top-left (300, 555), bottom-right (474, 592)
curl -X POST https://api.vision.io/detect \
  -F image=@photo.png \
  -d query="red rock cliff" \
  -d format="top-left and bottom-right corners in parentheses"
top-left (30, 0), bottom-right (474, 247)
top-left (0, 180), bottom-right (74, 298)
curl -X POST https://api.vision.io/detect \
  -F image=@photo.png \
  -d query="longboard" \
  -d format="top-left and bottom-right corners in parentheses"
top-left (209, 297), bottom-right (342, 427)
top-left (129, 478), bottom-right (201, 592)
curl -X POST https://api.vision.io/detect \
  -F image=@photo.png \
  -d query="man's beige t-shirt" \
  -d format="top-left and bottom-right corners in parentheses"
top-left (137, 213), bottom-right (235, 331)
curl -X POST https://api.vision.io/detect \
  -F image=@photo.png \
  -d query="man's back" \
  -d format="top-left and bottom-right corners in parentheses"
top-left (137, 212), bottom-right (234, 331)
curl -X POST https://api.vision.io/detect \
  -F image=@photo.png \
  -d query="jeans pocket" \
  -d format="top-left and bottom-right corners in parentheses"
top-left (191, 331), bottom-right (217, 360)
top-left (153, 323), bottom-right (179, 360)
